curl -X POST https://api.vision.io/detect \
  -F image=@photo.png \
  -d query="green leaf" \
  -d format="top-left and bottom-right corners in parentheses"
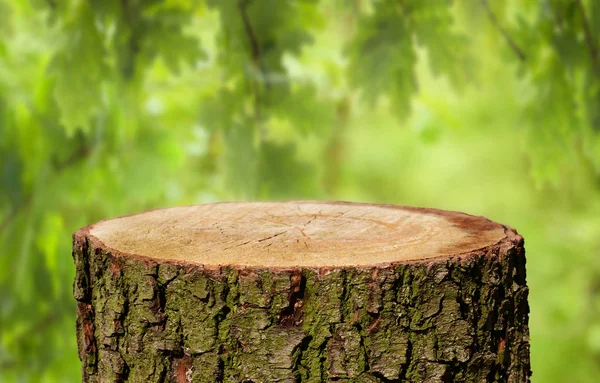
top-left (139, 7), bottom-right (207, 73)
top-left (208, 0), bottom-right (318, 75)
top-left (208, 0), bottom-right (321, 118)
top-left (50, 2), bottom-right (108, 136)
top-left (515, 0), bottom-right (600, 184)
top-left (525, 53), bottom-right (579, 185)
top-left (411, 0), bottom-right (471, 89)
top-left (346, 1), bottom-right (417, 120)
top-left (271, 83), bottom-right (335, 136)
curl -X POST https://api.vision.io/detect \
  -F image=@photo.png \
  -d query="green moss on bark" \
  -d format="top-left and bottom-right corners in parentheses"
top-left (73, 234), bottom-right (530, 382)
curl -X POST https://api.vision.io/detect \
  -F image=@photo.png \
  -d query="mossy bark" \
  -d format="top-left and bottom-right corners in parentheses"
top-left (73, 233), bottom-right (530, 382)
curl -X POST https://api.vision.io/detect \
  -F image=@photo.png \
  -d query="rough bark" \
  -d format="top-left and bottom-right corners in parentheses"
top-left (73, 202), bottom-right (530, 382)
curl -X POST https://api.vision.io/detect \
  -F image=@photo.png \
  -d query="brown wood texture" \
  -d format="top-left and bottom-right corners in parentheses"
top-left (73, 201), bottom-right (531, 382)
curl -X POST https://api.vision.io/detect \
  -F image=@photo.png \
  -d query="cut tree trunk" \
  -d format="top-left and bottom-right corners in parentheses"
top-left (72, 201), bottom-right (530, 383)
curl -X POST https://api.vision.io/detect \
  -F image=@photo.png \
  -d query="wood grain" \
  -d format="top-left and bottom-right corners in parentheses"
top-left (82, 201), bottom-right (510, 268)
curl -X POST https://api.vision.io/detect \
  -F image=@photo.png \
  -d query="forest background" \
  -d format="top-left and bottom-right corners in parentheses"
top-left (1, 0), bottom-right (600, 381)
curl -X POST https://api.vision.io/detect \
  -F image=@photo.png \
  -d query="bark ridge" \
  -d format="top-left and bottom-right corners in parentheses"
top-left (73, 232), bottom-right (530, 382)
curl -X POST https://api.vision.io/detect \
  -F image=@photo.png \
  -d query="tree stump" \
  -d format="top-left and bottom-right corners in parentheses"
top-left (72, 201), bottom-right (530, 382)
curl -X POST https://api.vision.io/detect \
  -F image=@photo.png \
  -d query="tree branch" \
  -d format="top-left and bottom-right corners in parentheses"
top-left (574, 0), bottom-right (600, 71)
top-left (238, 0), bottom-right (264, 74)
top-left (238, 0), bottom-right (267, 137)
top-left (53, 145), bottom-right (91, 173)
top-left (481, 0), bottom-right (526, 62)
top-left (119, 0), bottom-right (141, 79)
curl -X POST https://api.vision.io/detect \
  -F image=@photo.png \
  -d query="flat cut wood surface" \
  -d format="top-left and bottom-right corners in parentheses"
top-left (83, 201), bottom-right (510, 267)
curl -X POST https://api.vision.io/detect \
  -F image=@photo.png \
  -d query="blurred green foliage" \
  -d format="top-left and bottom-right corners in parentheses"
top-left (1, 0), bottom-right (599, 381)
